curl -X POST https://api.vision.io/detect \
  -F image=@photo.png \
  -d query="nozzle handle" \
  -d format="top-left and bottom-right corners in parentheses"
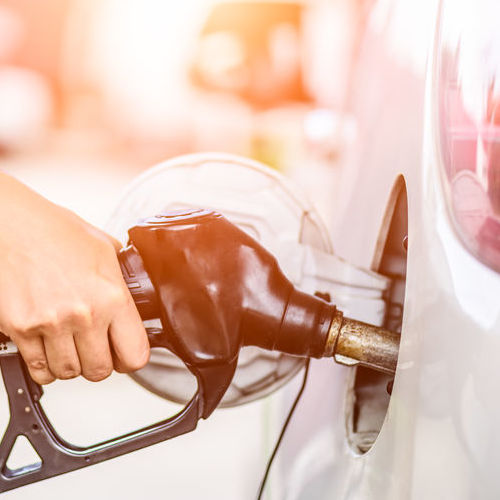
top-left (0, 326), bottom-right (233, 494)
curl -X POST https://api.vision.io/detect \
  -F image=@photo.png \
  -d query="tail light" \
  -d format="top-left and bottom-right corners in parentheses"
top-left (437, 0), bottom-right (500, 272)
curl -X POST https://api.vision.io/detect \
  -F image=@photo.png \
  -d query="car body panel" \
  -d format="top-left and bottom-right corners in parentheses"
top-left (279, 0), bottom-right (500, 499)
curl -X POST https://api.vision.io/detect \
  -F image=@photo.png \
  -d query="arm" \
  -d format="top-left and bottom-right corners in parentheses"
top-left (0, 172), bottom-right (149, 384)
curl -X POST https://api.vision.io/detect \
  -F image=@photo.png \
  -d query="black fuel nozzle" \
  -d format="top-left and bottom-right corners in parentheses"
top-left (119, 209), bottom-right (399, 376)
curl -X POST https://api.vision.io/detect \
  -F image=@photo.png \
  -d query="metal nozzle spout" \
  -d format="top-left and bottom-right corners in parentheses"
top-left (323, 310), bottom-right (400, 376)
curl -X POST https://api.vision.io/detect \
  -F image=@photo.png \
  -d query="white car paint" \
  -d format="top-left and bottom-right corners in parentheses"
top-left (280, 0), bottom-right (500, 499)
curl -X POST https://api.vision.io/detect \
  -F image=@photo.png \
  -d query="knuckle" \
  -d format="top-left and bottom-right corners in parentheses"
top-left (107, 286), bottom-right (127, 307)
top-left (8, 309), bottom-right (63, 336)
top-left (26, 358), bottom-right (49, 371)
top-left (106, 281), bottom-right (127, 304)
top-left (67, 302), bottom-right (93, 327)
top-left (8, 321), bottom-right (28, 336)
top-left (55, 363), bottom-right (81, 380)
top-left (122, 350), bottom-right (150, 373)
top-left (18, 311), bottom-right (59, 334)
top-left (83, 364), bottom-right (113, 382)
top-left (7, 317), bottom-right (37, 336)
top-left (25, 358), bottom-right (55, 385)
top-left (37, 310), bottom-right (60, 331)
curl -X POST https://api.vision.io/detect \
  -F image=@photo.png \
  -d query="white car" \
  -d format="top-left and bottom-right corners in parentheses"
top-left (0, 1), bottom-right (498, 499)
top-left (277, 0), bottom-right (500, 499)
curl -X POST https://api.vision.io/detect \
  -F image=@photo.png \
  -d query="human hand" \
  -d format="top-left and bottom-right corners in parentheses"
top-left (0, 173), bottom-right (150, 384)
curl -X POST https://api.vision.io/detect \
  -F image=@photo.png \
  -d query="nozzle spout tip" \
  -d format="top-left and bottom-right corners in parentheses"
top-left (324, 314), bottom-right (400, 376)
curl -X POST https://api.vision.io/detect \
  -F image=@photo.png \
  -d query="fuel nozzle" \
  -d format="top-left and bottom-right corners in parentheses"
top-left (323, 310), bottom-right (400, 375)
top-left (119, 209), bottom-right (400, 378)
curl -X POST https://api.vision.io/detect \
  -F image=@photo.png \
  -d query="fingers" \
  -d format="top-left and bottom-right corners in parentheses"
top-left (43, 331), bottom-right (81, 380)
top-left (15, 335), bottom-right (55, 385)
top-left (7, 296), bottom-right (148, 385)
top-left (74, 327), bottom-right (113, 382)
top-left (8, 313), bottom-right (113, 384)
top-left (17, 328), bottom-right (116, 384)
top-left (108, 293), bottom-right (149, 373)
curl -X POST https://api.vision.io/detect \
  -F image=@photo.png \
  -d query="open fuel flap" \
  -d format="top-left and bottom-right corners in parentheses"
top-left (107, 153), bottom-right (399, 409)
top-left (346, 176), bottom-right (407, 453)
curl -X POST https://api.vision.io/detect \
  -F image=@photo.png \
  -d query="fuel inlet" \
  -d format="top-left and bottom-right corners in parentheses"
top-left (323, 310), bottom-right (400, 376)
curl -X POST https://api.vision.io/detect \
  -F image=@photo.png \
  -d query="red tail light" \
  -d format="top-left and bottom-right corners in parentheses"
top-left (437, 1), bottom-right (500, 272)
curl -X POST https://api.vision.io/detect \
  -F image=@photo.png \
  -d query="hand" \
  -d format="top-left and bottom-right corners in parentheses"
top-left (0, 173), bottom-right (150, 384)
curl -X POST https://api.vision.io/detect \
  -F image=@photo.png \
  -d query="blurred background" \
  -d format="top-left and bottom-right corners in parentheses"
top-left (0, 1), bottom-right (370, 498)
top-left (0, 0), bottom-right (373, 224)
